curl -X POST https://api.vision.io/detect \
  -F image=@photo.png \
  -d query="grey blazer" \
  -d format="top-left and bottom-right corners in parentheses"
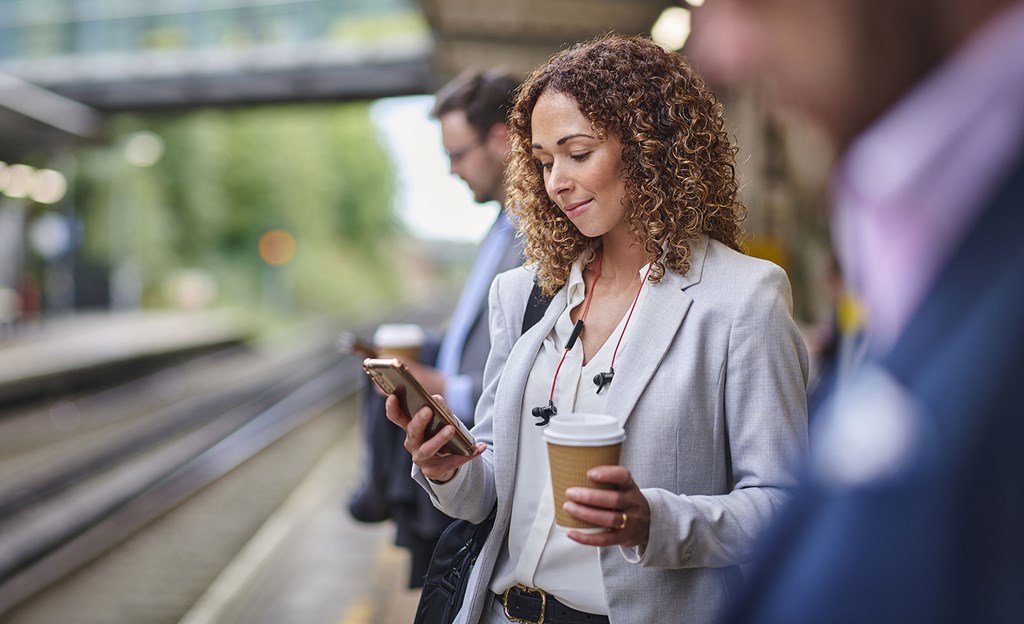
top-left (416, 237), bottom-right (809, 624)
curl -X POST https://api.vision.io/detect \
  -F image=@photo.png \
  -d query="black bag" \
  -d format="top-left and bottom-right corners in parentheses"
top-left (413, 505), bottom-right (497, 623)
top-left (413, 281), bottom-right (551, 624)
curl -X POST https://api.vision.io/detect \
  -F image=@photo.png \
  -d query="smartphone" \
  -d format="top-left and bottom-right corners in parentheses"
top-left (362, 358), bottom-right (477, 456)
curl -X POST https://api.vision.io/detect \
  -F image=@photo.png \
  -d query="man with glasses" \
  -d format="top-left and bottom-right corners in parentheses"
top-left (349, 70), bottom-right (523, 588)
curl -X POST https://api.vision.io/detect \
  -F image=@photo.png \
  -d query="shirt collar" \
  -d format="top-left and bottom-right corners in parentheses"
top-left (565, 246), bottom-right (656, 309)
top-left (565, 251), bottom-right (590, 309)
top-left (837, 2), bottom-right (1024, 208)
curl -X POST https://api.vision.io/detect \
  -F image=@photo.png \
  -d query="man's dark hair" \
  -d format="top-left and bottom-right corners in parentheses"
top-left (430, 69), bottom-right (519, 141)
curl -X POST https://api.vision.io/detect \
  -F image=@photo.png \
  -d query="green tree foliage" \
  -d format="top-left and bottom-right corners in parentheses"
top-left (75, 102), bottom-right (401, 321)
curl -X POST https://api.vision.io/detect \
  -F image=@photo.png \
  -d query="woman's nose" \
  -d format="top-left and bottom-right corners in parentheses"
top-left (545, 162), bottom-right (572, 196)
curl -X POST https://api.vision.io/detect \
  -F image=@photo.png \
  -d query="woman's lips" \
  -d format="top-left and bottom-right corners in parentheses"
top-left (563, 199), bottom-right (593, 219)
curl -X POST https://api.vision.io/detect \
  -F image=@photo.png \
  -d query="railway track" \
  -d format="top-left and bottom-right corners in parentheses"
top-left (0, 325), bottom-right (368, 619)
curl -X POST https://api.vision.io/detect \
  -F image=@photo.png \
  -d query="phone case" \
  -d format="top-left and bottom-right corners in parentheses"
top-left (362, 358), bottom-right (477, 456)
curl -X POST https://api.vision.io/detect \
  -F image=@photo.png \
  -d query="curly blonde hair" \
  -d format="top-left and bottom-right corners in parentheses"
top-left (507, 34), bottom-right (745, 296)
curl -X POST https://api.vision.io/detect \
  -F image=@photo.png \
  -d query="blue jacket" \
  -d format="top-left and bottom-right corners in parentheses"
top-left (729, 150), bottom-right (1024, 623)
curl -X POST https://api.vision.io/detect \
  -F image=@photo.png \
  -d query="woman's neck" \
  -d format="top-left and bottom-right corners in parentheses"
top-left (591, 231), bottom-right (647, 289)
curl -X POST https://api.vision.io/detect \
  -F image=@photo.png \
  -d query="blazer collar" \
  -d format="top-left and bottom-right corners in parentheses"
top-left (675, 235), bottom-right (710, 291)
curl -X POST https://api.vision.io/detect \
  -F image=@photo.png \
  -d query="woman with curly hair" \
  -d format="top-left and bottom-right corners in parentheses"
top-left (388, 35), bottom-right (808, 624)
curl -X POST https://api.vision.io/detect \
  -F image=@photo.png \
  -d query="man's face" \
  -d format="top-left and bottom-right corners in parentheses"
top-left (692, 0), bottom-right (938, 152)
top-left (439, 110), bottom-right (508, 205)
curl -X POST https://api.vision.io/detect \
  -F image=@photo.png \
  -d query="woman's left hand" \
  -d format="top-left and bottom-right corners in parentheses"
top-left (563, 466), bottom-right (650, 548)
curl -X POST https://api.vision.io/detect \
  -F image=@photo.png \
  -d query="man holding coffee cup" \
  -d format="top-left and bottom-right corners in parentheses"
top-left (348, 70), bottom-right (524, 588)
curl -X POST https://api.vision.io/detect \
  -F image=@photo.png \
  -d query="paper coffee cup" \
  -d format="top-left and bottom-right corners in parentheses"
top-left (543, 413), bottom-right (626, 530)
top-left (373, 323), bottom-right (424, 362)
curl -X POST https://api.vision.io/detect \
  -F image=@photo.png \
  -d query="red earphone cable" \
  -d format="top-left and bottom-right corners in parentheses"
top-left (608, 261), bottom-right (654, 371)
top-left (548, 249), bottom-right (604, 402)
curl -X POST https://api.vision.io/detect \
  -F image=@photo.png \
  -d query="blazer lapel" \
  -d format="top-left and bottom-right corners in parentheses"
top-left (607, 236), bottom-right (709, 425)
top-left (491, 287), bottom-right (567, 499)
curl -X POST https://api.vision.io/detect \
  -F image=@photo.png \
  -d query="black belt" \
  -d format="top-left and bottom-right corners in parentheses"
top-left (497, 584), bottom-right (610, 624)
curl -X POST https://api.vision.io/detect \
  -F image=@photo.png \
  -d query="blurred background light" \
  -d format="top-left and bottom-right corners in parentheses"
top-left (123, 131), bottom-right (165, 168)
top-left (163, 269), bottom-right (217, 310)
top-left (652, 7), bottom-right (692, 51)
top-left (30, 169), bottom-right (68, 205)
top-left (4, 164), bottom-right (37, 199)
top-left (29, 213), bottom-right (73, 260)
top-left (258, 229), bottom-right (297, 266)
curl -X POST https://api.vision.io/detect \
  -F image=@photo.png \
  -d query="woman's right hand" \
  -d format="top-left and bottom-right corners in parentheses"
top-left (384, 393), bottom-right (486, 482)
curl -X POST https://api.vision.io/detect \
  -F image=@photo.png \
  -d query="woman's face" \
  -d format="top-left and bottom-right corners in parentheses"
top-left (530, 90), bottom-right (629, 239)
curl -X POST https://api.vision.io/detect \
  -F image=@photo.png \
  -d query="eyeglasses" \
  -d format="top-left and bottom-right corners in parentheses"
top-left (445, 137), bottom-right (485, 165)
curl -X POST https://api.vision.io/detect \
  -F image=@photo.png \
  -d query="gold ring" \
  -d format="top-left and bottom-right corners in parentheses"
top-left (616, 511), bottom-right (628, 530)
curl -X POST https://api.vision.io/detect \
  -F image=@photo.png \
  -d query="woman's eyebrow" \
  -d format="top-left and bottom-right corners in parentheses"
top-left (531, 133), bottom-right (597, 149)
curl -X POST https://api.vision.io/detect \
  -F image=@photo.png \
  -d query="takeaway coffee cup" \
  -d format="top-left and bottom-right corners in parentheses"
top-left (373, 323), bottom-right (425, 363)
top-left (543, 413), bottom-right (626, 530)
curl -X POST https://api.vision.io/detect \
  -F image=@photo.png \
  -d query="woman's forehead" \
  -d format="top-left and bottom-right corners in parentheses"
top-left (530, 91), bottom-right (609, 143)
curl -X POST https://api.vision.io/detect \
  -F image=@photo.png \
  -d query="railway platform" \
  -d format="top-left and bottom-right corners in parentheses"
top-left (0, 309), bottom-right (432, 623)
top-left (179, 415), bottom-right (422, 624)
top-left (0, 310), bottom-right (248, 403)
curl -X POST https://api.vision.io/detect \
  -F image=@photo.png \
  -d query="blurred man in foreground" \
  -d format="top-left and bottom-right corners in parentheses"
top-left (693, 0), bottom-right (1024, 621)
top-left (349, 70), bottom-right (522, 587)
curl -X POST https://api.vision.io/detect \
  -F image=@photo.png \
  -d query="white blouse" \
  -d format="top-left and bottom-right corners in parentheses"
top-left (488, 255), bottom-right (651, 614)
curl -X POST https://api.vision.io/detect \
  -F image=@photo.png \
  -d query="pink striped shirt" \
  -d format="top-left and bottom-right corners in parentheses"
top-left (832, 2), bottom-right (1024, 352)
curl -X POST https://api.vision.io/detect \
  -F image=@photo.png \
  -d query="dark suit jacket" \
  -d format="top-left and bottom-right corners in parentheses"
top-left (728, 151), bottom-right (1024, 622)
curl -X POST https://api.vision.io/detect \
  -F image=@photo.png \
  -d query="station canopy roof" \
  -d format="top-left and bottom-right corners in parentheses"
top-left (0, 0), bottom-right (680, 161)
top-left (0, 73), bottom-right (102, 162)
top-left (419, 0), bottom-right (678, 81)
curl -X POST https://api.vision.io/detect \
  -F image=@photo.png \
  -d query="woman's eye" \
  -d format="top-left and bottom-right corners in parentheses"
top-left (537, 161), bottom-right (553, 171)
top-left (570, 152), bottom-right (591, 162)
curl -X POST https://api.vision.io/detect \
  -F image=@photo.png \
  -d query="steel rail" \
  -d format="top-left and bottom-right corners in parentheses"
top-left (0, 350), bottom-right (365, 614)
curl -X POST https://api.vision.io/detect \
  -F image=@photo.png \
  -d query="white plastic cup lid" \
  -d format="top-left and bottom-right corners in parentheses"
top-left (543, 413), bottom-right (625, 446)
top-left (373, 323), bottom-right (425, 347)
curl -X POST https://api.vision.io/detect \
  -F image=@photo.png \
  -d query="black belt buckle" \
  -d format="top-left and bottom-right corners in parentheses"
top-left (502, 583), bottom-right (547, 624)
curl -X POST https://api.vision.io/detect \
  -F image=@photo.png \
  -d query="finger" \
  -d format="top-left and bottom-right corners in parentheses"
top-left (564, 486), bottom-right (627, 510)
top-left (415, 423), bottom-right (455, 458)
top-left (566, 528), bottom-right (620, 547)
top-left (417, 424), bottom-right (488, 459)
top-left (564, 514), bottom-right (645, 549)
top-left (403, 404), bottom-right (436, 446)
top-left (417, 444), bottom-right (486, 479)
top-left (384, 394), bottom-right (411, 428)
top-left (562, 500), bottom-right (626, 528)
top-left (586, 465), bottom-right (634, 488)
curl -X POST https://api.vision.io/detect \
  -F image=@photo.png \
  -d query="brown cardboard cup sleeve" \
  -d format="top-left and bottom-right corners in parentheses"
top-left (543, 413), bottom-right (626, 531)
